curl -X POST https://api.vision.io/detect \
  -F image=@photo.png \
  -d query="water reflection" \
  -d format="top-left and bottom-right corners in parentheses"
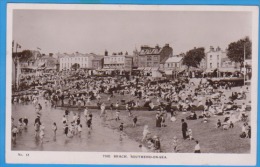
top-left (12, 103), bottom-right (141, 152)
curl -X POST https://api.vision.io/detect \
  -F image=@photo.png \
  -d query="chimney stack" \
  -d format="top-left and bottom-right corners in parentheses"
top-left (105, 50), bottom-right (108, 56)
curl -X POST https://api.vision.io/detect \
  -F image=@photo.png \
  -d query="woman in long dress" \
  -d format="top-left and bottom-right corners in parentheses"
top-left (156, 113), bottom-right (161, 127)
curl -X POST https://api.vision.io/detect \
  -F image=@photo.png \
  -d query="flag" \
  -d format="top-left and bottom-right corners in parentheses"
top-left (16, 43), bottom-right (21, 48)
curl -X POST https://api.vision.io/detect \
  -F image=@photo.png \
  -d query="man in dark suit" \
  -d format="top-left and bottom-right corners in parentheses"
top-left (181, 119), bottom-right (188, 139)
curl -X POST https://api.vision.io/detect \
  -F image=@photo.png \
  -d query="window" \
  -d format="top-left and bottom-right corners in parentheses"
top-left (217, 55), bottom-right (219, 60)
top-left (210, 63), bottom-right (212, 68)
top-left (147, 56), bottom-right (152, 61)
top-left (217, 63), bottom-right (219, 68)
top-left (210, 55), bottom-right (212, 60)
top-left (154, 56), bottom-right (158, 61)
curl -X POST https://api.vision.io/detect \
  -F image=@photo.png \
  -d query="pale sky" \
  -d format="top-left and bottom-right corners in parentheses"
top-left (13, 9), bottom-right (252, 55)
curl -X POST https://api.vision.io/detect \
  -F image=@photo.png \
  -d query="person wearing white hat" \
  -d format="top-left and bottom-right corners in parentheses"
top-left (194, 140), bottom-right (201, 153)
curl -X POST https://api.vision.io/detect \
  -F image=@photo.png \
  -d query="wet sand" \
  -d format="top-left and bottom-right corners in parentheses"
top-left (11, 103), bottom-right (142, 152)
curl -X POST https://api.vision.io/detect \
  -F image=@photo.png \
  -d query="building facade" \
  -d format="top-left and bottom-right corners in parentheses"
top-left (92, 56), bottom-right (104, 70)
top-left (199, 58), bottom-right (207, 70)
top-left (36, 53), bottom-right (59, 70)
top-left (138, 44), bottom-right (173, 68)
top-left (132, 48), bottom-right (139, 68)
top-left (59, 52), bottom-right (94, 71)
top-left (164, 56), bottom-right (183, 70)
top-left (205, 46), bottom-right (240, 72)
top-left (161, 55), bottom-right (184, 77)
top-left (103, 54), bottom-right (133, 71)
top-left (205, 46), bottom-right (223, 71)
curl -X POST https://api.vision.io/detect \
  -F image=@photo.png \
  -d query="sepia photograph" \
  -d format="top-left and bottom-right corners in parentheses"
top-left (5, 4), bottom-right (258, 165)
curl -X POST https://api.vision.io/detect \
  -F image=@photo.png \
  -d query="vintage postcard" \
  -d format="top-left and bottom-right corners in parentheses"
top-left (5, 4), bottom-right (258, 165)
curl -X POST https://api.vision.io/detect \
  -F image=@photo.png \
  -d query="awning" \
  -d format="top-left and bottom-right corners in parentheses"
top-left (137, 67), bottom-right (145, 70)
top-left (144, 67), bottom-right (151, 71)
top-left (151, 67), bottom-right (159, 71)
top-left (218, 68), bottom-right (237, 73)
top-left (101, 68), bottom-right (116, 71)
top-left (37, 67), bottom-right (46, 70)
top-left (205, 69), bottom-right (214, 73)
top-left (45, 67), bottom-right (56, 70)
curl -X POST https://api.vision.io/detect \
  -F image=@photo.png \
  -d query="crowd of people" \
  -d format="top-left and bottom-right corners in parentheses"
top-left (11, 69), bottom-right (251, 153)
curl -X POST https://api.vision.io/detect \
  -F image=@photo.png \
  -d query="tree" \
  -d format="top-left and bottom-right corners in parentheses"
top-left (12, 50), bottom-right (34, 63)
top-left (227, 37), bottom-right (252, 71)
top-left (71, 63), bottom-right (80, 70)
top-left (182, 47), bottom-right (205, 71)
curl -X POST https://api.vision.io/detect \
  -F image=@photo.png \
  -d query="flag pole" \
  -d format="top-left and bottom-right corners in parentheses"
top-left (15, 43), bottom-right (18, 90)
top-left (244, 43), bottom-right (246, 86)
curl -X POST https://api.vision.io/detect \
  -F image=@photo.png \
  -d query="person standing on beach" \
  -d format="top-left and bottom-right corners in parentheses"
top-left (133, 116), bottom-right (137, 127)
top-left (115, 110), bottom-right (120, 121)
top-left (52, 122), bottom-right (57, 138)
top-left (39, 123), bottom-right (45, 144)
top-left (86, 117), bottom-right (92, 132)
top-left (78, 124), bottom-right (82, 137)
top-left (84, 107), bottom-right (88, 122)
top-left (181, 119), bottom-right (188, 139)
top-left (11, 126), bottom-right (19, 144)
top-left (34, 116), bottom-right (41, 138)
top-left (23, 117), bottom-right (28, 128)
top-left (119, 123), bottom-right (124, 133)
top-left (64, 123), bottom-right (69, 137)
top-left (119, 123), bottom-right (124, 140)
top-left (194, 140), bottom-right (201, 153)
top-left (100, 103), bottom-right (106, 117)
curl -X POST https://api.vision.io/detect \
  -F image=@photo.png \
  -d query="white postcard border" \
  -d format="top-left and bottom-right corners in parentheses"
top-left (5, 4), bottom-right (259, 166)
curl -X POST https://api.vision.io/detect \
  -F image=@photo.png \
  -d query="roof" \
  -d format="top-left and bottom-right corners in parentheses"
top-left (139, 47), bottom-right (162, 55)
top-left (206, 50), bottom-right (226, 54)
top-left (58, 52), bottom-right (94, 58)
top-left (165, 57), bottom-right (183, 63)
top-left (105, 55), bottom-right (132, 58)
top-left (160, 56), bottom-right (169, 64)
top-left (92, 56), bottom-right (104, 61)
